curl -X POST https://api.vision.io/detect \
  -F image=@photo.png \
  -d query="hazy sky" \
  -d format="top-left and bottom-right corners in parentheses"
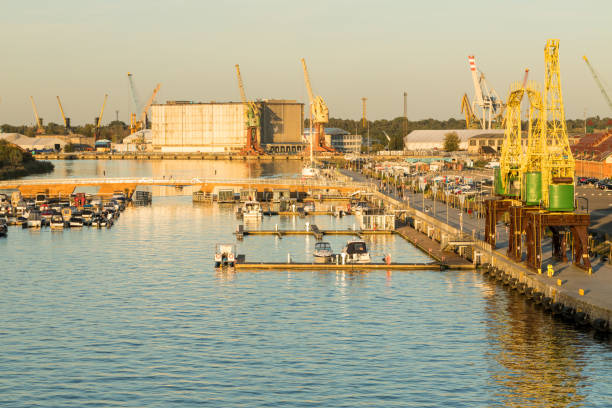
top-left (1, 0), bottom-right (611, 126)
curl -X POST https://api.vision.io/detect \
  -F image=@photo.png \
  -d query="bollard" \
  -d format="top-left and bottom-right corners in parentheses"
top-left (557, 279), bottom-right (562, 286)
top-left (547, 264), bottom-right (554, 278)
top-left (275, 224), bottom-right (278, 231)
top-left (579, 288), bottom-right (585, 296)
top-left (287, 253), bottom-right (291, 264)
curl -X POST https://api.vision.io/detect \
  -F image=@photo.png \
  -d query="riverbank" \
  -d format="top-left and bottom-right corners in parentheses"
top-left (343, 167), bottom-right (612, 333)
top-left (0, 141), bottom-right (54, 180)
top-left (34, 152), bottom-right (307, 161)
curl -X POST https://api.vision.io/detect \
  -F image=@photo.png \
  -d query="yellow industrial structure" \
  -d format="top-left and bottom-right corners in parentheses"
top-left (460, 93), bottom-right (479, 129)
top-left (29, 96), bottom-right (44, 134)
top-left (235, 64), bottom-right (264, 154)
top-left (56, 96), bottom-right (71, 133)
top-left (301, 58), bottom-right (333, 152)
top-left (487, 39), bottom-right (590, 273)
top-left (94, 94), bottom-right (108, 140)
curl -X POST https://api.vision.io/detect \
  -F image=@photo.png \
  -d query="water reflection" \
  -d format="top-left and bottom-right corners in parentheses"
top-left (484, 282), bottom-right (587, 407)
top-left (25, 159), bottom-right (303, 180)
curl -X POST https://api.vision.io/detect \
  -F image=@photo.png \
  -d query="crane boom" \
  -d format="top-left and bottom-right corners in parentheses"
top-left (460, 93), bottom-right (479, 129)
top-left (29, 96), bottom-right (44, 132)
top-left (127, 72), bottom-right (141, 113)
top-left (235, 64), bottom-right (248, 104)
top-left (56, 96), bottom-right (68, 127)
top-left (140, 84), bottom-right (161, 125)
top-left (300, 58), bottom-right (315, 105)
top-left (583, 55), bottom-right (612, 113)
top-left (521, 69), bottom-right (530, 88)
top-left (97, 94), bottom-right (108, 128)
top-left (468, 56), bottom-right (484, 105)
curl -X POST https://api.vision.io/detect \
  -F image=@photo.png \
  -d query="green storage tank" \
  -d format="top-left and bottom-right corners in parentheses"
top-left (524, 172), bottom-right (542, 206)
top-left (494, 168), bottom-right (505, 196)
top-left (548, 184), bottom-right (574, 212)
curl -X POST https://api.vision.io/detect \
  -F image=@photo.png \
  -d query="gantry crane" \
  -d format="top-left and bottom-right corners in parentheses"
top-left (29, 96), bottom-right (44, 134)
top-left (235, 64), bottom-right (264, 154)
top-left (56, 96), bottom-right (71, 134)
top-left (460, 93), bottom-right (480, 129)
top-left (543, 39), bottom-right (575, 209)
top-left (94, 94), bottom-right (108, 140)
top-left (301, 58), bottom-right (334, 152)
top-left (467, 55), bottom-right (505, 129)
top-left (583, 55), bottom-right (612, 114)
top-left (485, 82), bottom-right (524, 248)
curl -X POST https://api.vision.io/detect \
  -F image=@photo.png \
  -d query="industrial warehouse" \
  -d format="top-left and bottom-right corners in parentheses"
top-left (150, 100), bottom-right (305, 153)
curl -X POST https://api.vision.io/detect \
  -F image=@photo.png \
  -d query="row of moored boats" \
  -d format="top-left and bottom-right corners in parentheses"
top-left (0, 192), bottom-right (128, 236)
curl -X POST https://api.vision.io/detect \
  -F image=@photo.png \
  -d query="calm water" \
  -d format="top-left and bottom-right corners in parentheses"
top-left (1, 161), bottom-right (612, 407)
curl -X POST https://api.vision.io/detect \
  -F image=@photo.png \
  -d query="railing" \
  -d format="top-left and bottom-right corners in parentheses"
top-left (0, 176), bottom-right (371, 190)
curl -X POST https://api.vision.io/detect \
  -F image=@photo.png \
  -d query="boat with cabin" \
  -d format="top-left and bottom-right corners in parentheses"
top-left (341, 239), bottom-right (371, 264)
top-left (313, 242), bottom-right (333, 263)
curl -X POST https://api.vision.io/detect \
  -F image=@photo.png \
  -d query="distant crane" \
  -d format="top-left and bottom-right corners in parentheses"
top-left (301, 58), bottom-right (334, 152)
top-left (460, 93), bottom-right (480, 129)
top-left (56, 96), bottom-right (71, 134)
top-left (94, 94), bottom-right (108, 140)
top-left (29, 96), bottom-right (44, 134)
top-left (235, 64), bottom-right (264, 154)
top-left (128, 72), bottom-right (141, 134)
top-left (467, 55), bottom-right (504, 129)
top-left (582, 55), bottom-right (612, 114)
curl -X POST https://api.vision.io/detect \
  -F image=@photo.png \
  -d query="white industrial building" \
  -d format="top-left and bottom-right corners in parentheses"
top-left (150, 100), bottom-right (304, 153)
top-left (403, 129), bottom-right (505, 151)
top-left (0, 133), bottom-right (67, 151)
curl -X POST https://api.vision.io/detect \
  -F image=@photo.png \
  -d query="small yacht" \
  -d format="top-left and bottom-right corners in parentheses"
top-left (313, 242), bottom-right (333, 264)
top-left (341, 239), bottom-right (371, 264)
top-left (69, 216), bottom-right (84, 228)
top-left (27, 211), bottom-right (42, 228)
top-left (241, 200), bottom-right (263, 219)
top-left (214, 243), bottom-right (236, 268)
top-left (301, 166), bottom-right (320, 178)
top-left (50, 214), bottom-right (65, 230)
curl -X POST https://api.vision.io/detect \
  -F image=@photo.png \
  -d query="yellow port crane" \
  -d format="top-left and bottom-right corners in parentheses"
top-left (497, 82), bottom-right (525, 197)
top-left (94, 94), bottom-right (108, 140)
top-left (542, 39), bottom-right (574, 210)
top-left (234, 64), bottom-right (263, 154)
top-left (521, 81), bottom-right (546, 205)
top-left (301, 58), bottom-right (334, 152)
top-left (56, 96), bottom-right (71, 134)
top-left (29, 96), bottom-right (44, 134)
top-left (582, 55), bottom-right (612, 114)
top-left (139, 84), bottom-right (161, 131)
top-left (460, 93), bottom-right (480, 129)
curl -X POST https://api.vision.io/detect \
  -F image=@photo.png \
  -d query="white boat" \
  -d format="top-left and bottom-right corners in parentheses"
top-left (241, 201), bottom-right (263, 218)
top-left (341, 239), bottom-right (371, 264)
top-left (50, 214), bottom-right (65, 230)
top-left (69, 216), bottom-right (84, 228)
top-left (301, 166), bottom-right (320, 178)
top-left (27, 211), bottom-right (42, 228)
top-left (214, 243), bottom-right (236, 268)
top-left (313, 242), bottom-right (333, 264)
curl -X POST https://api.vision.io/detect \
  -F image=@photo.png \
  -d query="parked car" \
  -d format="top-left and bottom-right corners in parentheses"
top-left (587, 177), bottom-right (599, 185)
top-left (577, 177), bottom-right (588, 185)
top-left (596, 179), bottom-right (611, 189)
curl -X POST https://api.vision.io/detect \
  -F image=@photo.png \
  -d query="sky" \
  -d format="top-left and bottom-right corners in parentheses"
top-left (1, 0), bottom-right (611, 126)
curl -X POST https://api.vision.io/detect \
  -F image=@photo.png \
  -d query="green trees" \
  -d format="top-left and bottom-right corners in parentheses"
top-left (444, 132), bottom-right (460, 152)
top-left (0, 140), bottom-right (54, 179)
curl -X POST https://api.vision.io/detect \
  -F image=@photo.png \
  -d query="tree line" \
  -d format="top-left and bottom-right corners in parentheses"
top-left (307, 115), bottom-right (612, 151)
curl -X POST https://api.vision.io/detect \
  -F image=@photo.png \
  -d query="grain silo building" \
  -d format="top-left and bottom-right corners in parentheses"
top-left (151, 100), bottom-right (304, 153)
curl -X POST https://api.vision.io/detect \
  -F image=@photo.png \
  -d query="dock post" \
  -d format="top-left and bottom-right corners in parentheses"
top-left (287, 253), bottom-right (291, 263)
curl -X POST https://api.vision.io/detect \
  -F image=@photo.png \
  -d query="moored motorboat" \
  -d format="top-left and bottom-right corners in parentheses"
top-left (50, 214), bottom-right (65, 230)
top-left (341, 239), bottom-right (371, 264)
top-left (69, 216), bottom-right (84, 228)
top-left (242, 200), bottom-right (263, 219)
top-left (313, 242), bottom-right (333, 264)
top-left (0, 219), bottom-right (7, 237)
